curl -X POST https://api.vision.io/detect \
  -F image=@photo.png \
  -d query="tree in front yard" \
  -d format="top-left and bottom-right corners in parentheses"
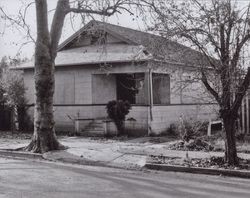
top-left (1, 0), bottom-right (135, 153)
top-left (142, 0), bottom-right (250, 165)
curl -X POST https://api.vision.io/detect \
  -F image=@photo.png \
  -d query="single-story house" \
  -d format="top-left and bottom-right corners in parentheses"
top-left (16, 20), bottom-right (218, 136)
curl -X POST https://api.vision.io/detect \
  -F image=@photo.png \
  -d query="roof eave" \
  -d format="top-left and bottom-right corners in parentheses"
top-left (12, 58), bottom-right (152, 70)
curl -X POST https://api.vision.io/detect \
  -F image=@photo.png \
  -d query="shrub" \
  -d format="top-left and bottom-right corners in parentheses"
top-left (178, 117), bottom-right (208, 142)
top-left (106, 100), bottom-right (131, 135)
top-left (1, 56), bottom-right (31, 131)
top-left (166, 123), bottom-right (179, 136)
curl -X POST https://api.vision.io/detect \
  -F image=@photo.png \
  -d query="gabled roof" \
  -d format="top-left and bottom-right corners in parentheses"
top-left (58, 20), bottom-right (208, 66)
top-left (58, 20), bottom-right (137, 51)
top-left (16, 20), bottom-right (209, 69)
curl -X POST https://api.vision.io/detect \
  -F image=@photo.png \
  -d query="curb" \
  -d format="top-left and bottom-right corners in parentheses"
top-left (43, 151), bottom-right (144, 170)
top-left (0, 149), bottom-right (144, 170)
top-left (0, 149), bottom-right (43, 160)
top-left (44, 156), bottom-right (108, 167)
top-left (145, 163), bottom-right (250, 179)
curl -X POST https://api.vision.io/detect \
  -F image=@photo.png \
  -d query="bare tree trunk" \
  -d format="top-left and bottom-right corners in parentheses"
top-left (25, 0), bottom-right (65, 153)
top-left (25, 57), bottom-right (63, 153)
top-left (223, 115), bottom-right (238, 165)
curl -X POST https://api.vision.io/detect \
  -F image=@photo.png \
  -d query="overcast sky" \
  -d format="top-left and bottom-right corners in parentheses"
top-left (1, 0), bottom-right (250, 60)
top-left (0, 0), bottom-right (146, 59)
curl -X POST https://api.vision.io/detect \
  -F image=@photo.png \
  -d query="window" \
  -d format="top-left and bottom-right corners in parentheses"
top-left (152, 73), bottom-right (170, 104)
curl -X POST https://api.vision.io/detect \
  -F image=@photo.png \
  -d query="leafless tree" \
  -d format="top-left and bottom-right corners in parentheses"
top-left (142, 0), bottom-right (250, 165)
top-left (1, 0), bottom-right (134, 153)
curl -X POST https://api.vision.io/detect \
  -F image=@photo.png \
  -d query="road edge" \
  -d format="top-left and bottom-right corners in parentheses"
top-left (145, 163), bottom-right (250, 179)
top-left (0, 149), bottom-right (43, 160)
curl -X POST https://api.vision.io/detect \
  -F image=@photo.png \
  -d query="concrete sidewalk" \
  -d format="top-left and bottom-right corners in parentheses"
top-left (1, 136), bottom-right (250, 170)
top-left (44, 137), bottom-right (153, 169)
top-left (60, 137), bottom-right (250, 163)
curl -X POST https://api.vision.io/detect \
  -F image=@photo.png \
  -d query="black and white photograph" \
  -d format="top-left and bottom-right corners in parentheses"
top-left (0, 0), bottom-right (250, 197)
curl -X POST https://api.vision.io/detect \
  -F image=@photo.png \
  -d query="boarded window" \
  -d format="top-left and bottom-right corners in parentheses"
top-left (54, 73), bottom-right (75, 104)
top-left (152, 73), bottom-right (170, 104)
top-left (92, 74), bottom-right (116, 104)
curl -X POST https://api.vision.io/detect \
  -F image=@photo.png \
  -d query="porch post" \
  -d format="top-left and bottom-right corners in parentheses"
top-left (242, 97), bottom-right (245, 133)
top-left (148, 69), bottom-right (153, 121)
top-left (246, 93), bottom-right (249, 134)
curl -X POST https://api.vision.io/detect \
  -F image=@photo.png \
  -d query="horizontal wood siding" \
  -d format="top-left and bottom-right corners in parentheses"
top-left (150, 104), bottom-right (218, 135)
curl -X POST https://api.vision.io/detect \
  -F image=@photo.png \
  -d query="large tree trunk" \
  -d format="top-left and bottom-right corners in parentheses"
top-left (223, 115), bottom-right (238, 165)
top-left (25, 0), bottom-right (64, 153)
top-left (25, 57), bottom-right (63, 153)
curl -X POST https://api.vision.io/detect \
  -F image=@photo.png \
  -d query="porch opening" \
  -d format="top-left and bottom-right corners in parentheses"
top-left (116, 73), bottom-right (146, 104)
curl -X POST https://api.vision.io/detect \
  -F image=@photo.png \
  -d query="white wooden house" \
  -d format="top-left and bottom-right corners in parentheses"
top-left (16, 20), bottom-right (218, 136)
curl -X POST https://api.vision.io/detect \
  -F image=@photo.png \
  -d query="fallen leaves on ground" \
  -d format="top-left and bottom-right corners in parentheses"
top-left (168, 138), bottom-right (214, 152)
top-left (149, 155), bottom-right (250, 170)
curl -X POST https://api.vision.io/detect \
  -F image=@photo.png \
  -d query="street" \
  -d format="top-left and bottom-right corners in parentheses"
top-left (0, 158), bottom-right (250, 198)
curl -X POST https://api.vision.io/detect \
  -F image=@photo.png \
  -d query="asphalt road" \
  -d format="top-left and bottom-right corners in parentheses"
top-left (0, 157), bottom-right (250, 198)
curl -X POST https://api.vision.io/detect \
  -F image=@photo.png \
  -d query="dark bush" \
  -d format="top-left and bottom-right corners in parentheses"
top-left (106, 100), bottom-right (131, 135)
top-left (17, 105), bottom-right (33, 132)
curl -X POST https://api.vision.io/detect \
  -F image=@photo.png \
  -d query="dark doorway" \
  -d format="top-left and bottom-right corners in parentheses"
top-left (116, 74), bottom-right (136, 104)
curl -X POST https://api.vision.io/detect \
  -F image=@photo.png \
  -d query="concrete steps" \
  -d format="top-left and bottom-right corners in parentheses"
top-left (82, 120), bottom-right (105, 136)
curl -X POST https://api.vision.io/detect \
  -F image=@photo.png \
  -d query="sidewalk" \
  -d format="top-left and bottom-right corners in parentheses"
top-left (1, 136), bottom-right (250, 175)
top-left (44, 137), bottom-right (153, 169)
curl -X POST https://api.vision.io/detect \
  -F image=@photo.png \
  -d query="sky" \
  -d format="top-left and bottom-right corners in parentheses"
top-left (0, 0), bottom-right (146, 59)
top-left (1, 0), bottom-right (250, 60)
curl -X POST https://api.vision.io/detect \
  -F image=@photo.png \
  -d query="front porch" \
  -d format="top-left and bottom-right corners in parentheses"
top-left (50, 70), bottom-right (171, 135)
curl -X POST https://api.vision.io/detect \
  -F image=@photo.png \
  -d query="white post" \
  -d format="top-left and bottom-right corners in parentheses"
top-left (242, 97), bottom-right (245, 133)
top-left (149, 69), bottom-right (153, 121)
top-left (103, 121), bottom-right (107, 135)
top-left (246, 93), bottom-right (249, 134)
top-left (207, 118), bottom-right (212, 136)
top-left (75, 119), bottom-right (80, 134)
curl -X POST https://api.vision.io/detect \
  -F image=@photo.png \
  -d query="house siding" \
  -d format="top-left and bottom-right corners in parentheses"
top-left (149, 104), bottom-right (218, 135)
